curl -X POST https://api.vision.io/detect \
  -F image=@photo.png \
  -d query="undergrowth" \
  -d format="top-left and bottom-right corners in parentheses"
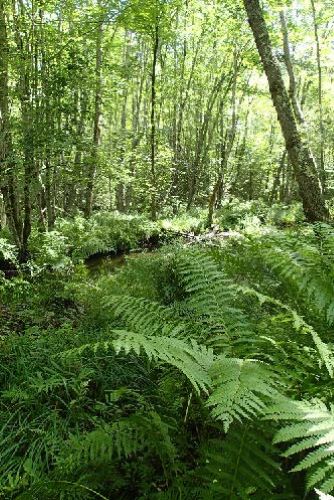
top-left (1, 209), bottom-right (334, 498)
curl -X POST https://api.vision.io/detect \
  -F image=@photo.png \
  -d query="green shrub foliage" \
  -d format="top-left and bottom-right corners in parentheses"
top-left (1, 217), bottom-right (334, 498)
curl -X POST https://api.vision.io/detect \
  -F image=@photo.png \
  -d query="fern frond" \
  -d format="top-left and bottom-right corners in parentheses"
top-left (173, 248), bottom-right (254, 344)
top-left (196, 424), bottom-right (283, 498)
top-left (239, 286), bottom-right (334, 377)
top-left (57, 411), bottom-right (176, 473)
top-left (268, 399), bottom-right (334, 493)
top-left (207, 356), bottom-right (279, 431)
top-left (15, 480), bottom-right (108, 500)
top-left (255, 229), bottom-right (334, 325)
top-left (103, 295), bottom-right (185, 337)
top-left (61, 331), bottom-right (213, 394)
top-left (315, 490), bottom-right (334, 500)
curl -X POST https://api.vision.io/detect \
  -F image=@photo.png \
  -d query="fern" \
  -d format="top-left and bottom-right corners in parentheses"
top-left (249, 228), bottom-right (334, 325)
top-left (15, 480), bottom-right (108, 500)
top-left (268, 399), bottom-right (334, 493)
top-left (61, 330), bottom-right (213, 394)
top-left (207, 356), bottom-right (279, 431)
top-left (62, 330), bottom-right (281, 430)
top-left (172, 247), bottom-right (255, 347)
top-left (5, 226), bottom-right (334, 499)
top-left (196, 424), bottom-right (283, 499)
top-left (239, 286), bottom-right (334, 378)
top-left (316, 490), bottom-right (334, 500)
top-left (57, 411), bottom-right (176, 472)
top-left (103, 294), bottom-right (187, 337)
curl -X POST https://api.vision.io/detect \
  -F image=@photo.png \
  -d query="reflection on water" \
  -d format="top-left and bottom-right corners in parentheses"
top-left (86, 250), bottom-right (150, 274)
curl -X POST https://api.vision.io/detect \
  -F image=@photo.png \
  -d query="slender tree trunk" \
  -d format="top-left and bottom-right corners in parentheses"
top-left (12, 0), bottom-right (35, 260)
top-left (150, 24), bottom-right (159, 220)
top-left (84, 11), bottom-right (103, 218)
top-left (243, 0), bottom-right (328, 222)
top-left (279, 11), bottom-right (304, 124)
top-left (116, 32), bottom-right (130, 213)
top-left (169, 21), bottom-right (202, 212)
top-left (45, 159), bottom-right (56, 228)
top-left (187, 67), bottom-right (233, 210)
top-left (0, 0), bottom-right (22, 246)
top-left (270, 151), bottom-right (286, 203)
top-left (230, 101), bottom-right (251, 198)
top-left (207, 50), bottom-right (239, 226)
top-left (21, 90), bottom-right (34, 261)
top-left (310, 0), bottom-right (325, 192)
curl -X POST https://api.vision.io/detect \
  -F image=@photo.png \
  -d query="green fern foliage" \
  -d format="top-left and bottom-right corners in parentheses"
top-left (196, 425), bottom-right (283, 499)
top-left (15, 480), bottom-right (108, 500)
top-left (239, 286), bottom-right (334, 378)
top-left (240, 226), bottom-right (334, 325)
top-left (268, 399), bottom-right (334, 493)
top-left (174, 248), bottom-right (253, 342)
top-left (4, 219), bottom-right (334, 499)
top-left (207, 356), bottom-right (279, 431)
top-left (62, 330), bottom-right (213, 393)
top-left (103, 294), bottom-right (186, 337)
top-left (57, 411), bottom-right (176, 472)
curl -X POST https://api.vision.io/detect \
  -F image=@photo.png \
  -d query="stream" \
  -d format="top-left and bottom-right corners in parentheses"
top-left (86, 249), bottom-right (152, 274)
top-left (85, 229), bottom-right (238, 274)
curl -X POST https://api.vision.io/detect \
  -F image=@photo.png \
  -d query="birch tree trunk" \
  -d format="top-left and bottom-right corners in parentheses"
top-left (243, 0), bottom-right (328, 222)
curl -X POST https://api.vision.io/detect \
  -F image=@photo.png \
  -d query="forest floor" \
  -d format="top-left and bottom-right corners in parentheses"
top-left (0, 204), bottom-right (333, 498)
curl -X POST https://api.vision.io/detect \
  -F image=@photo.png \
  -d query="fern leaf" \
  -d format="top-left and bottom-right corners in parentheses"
top-left (239, 286), bottom-right (334, 377)
top-left (57, 411), bottom-right (176, 473)
top-left (61, 331), bottom-right (213, 394)
top-left (196, 424), bottom-right (283, 498)
top-left (268, 399), bottom-right (334, 493)
top-left (316, 489), bottom-right (334, 500)
top-left (207, 356), bottom-right (279, 431)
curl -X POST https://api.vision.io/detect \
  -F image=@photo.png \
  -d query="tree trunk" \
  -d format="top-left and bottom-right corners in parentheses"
top-left (243, 0), bottom-right (328, 222)
top-left (207, 49), bottom-right (239, 226)
top-left (279, 11), bottom-right (304, 124)
top-left (0, 0), bottom-right (22, 247)
top-left (310, 0), bottom-right (325, 192)
top-left (169, 25), bottom-right (201, 212)
top-left (187, 66), bottom-right (233, 210)
top-left (150, 24), bottom-right (159, 220)
top-left (84, 12), bottom-right (103, 218)
top-left (12, 0), bottom-right (37, 259)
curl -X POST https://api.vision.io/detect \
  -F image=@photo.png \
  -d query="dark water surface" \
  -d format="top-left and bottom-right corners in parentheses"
top-left (86, 250), bottom-right (151, 274)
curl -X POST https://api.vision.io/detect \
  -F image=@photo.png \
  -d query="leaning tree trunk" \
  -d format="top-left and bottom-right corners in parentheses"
top-left (243, 0), bottom-right (328, 222)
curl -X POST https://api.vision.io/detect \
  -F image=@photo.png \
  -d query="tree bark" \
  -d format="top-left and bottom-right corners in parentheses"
top-left (310, 0), bottom-right (325, 192)
top-left (243, 0), bottom-right (328, 222)
top-left (279, 11), bottom-right (304, 124)
top-left (150, 24), bottom-right (159, 220)
top-left (0, 0), bottom-right (22, 247)
top-left (207, 49), bottom-right (239, 226)
top-left (84, 11), bottom-right (103, 218)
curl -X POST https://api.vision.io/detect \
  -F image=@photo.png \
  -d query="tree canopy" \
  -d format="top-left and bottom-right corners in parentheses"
top-left (1, 0), bottom-right (334, 498)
